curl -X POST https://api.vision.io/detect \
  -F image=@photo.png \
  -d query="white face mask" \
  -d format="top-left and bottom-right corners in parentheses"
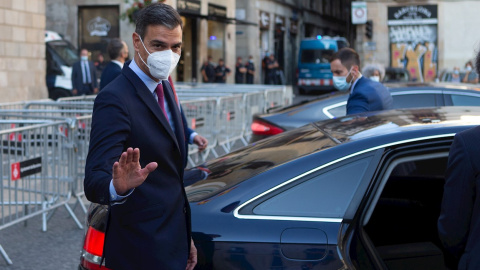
top-left (370, 76), bottom-right (380, 82)
top-left (466, 66), bottom-right (473, 71)
top-left (137, 34), bottom-right (180, 80)
top-left (81, 56), bottom-right (88, 61)
top-left (332, 68), bottom-right (352, 91)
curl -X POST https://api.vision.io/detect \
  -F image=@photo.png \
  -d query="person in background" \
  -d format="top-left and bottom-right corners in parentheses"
top-left (362, 64), bottom-right (384, 83)
top-left (265, 53), bottom-right (279, 85)
top-left (71, 48), bottom-right (98, 96)
top-left (450, 66), bottom-right (461, 83)
top-left (330, 48), bottom-right (393, 115)
top-left (246, 55), bottom-right (255, 84)
top-left (100, 38), bottom-right (129, 90)
top-left (235, 57), bottom-right (246, 84)
top-left (200, 55), bottom-right (215, 83)
top-left (94, 53), bottom-right (107, 81)
top-left (438, 46), bottom-right (480, 270)
top-left (214, 58), bottom-right (231, 83)
top-left (462, 60), bottom-right (479, 84)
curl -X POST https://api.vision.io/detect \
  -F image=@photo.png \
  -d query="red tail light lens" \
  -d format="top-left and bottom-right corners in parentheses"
top-left (83, 226), bottom-right (105, 257)
top-left (251, 120), bottom-right (284, 136)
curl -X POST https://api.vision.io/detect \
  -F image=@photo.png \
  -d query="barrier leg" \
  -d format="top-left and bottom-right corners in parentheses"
top-left (72, 192), bottom-right (88, 214)
top-left (42, 201), bottom-right (47, 232)
top-left (24, 205), bottom-right (28, 227)
top-left (64, 203), bottom-right (83, 229)
top-left (0, 245), bottom-right (12, 265)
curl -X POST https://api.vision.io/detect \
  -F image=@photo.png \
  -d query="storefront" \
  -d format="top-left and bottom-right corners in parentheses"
top-left (177, 0), bottom-right (201, 82)
top-left (207, 4), bottom-right (227, 63)
top-left (388, 5), bottom-right (438, 82)
top-left (78, 5), bottom-right (120, 62)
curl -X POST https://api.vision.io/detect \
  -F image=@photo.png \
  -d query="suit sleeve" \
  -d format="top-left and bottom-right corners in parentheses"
top-left (347, 91), bottom-right (369, 115)
top-left (84, 90), bottom-right (131, 204)
top-left (71, 63), bottom-right (79, 90)
top-left (180, 105), bottom-right (194, 143)
top-left (438, 133), bottom-right (475, 260)
top-left (91, 62), bottom-right (98, 88)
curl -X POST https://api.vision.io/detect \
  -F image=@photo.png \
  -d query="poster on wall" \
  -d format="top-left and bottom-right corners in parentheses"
top-left (388, 5), bottom-right (438, 82)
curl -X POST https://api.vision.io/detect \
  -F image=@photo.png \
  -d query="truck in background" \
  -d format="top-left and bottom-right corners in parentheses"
top-left (297, 36), bottom-right (349, 94)
top-left (45, 31), bottom-right (78, 100)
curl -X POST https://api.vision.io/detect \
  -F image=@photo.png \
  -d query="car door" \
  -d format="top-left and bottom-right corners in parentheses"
top-left (231, 150), bottom-right (383, 269)
top-left (342, 137), bottom-right (454, 270)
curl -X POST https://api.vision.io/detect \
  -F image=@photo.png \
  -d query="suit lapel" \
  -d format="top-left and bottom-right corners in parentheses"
top-left (163, 80), bottom-right (186, 160)
top-left (121, 64), bottom-right (179, 149)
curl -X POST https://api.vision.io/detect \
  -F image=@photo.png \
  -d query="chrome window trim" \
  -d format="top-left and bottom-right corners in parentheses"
top-left (442, 91), bottom-right (480, 97)
top-left (233, 133), bottom-right (456, 223)
top-left (390, 90), bottom-right (443, 95)
top-left (323, 101), bottom-right (347, 119)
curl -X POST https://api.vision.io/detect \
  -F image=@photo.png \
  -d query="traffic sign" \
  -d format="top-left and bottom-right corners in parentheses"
top-left (352, 1), bottom-right (367, 24)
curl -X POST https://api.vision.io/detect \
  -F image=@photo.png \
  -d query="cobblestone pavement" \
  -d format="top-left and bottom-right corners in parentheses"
top-left (0, 200), bottom-right (89, 270)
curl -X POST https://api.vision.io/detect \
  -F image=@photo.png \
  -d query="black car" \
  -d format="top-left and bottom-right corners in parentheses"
top-left (251, 82), bottom-right (480, 142)
top-left (81, 106), bottom-right (480, 270)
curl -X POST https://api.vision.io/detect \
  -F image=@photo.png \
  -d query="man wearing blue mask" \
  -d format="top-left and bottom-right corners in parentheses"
top-left (330, 48), bottom-right (393, 115)
top-left (71, 48), bottom-right (98, 96)
top-left (84, 3), bottom-right (202, 270)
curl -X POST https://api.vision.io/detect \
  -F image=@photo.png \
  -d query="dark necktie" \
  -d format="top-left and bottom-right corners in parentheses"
top-left (155, 83), bottom-right (167, 119)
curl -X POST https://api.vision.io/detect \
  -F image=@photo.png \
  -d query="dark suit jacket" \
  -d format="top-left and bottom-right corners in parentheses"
top-left (71, 60), bottom-right (98, 94)
top-left (439, 126), bottom-right (480, 270)
top-left (347, 76), bottom-right (393, 115)
top-left (84, 62), bottom-right (191, 270)
top-left (99, 61), bottom-right (122, 90)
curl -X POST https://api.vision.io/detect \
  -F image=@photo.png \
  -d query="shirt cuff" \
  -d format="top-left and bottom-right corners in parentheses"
top-left (109, 180), bottom-right (134, 205)
top-left (189, 132), bottom-right (198, 144)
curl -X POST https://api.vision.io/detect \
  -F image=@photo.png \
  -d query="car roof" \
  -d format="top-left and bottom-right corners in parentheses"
top-left (315, 106), bottom-right (480, 144)
top-left (188, 107), bottom-right (480, 202)
top-left (384, 81), bottom-right (480, 91)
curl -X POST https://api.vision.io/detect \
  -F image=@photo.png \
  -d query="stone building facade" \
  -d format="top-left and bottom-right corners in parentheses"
top-left (0, 0), bottom-right (47, 102)
top-left (356, 0), bottom-right (480, 82)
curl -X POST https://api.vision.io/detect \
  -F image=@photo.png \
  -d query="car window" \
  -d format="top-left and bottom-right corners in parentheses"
top-left (300, 49), bottom-right (334, 64)
top-left (450, 94), bottom-right (480, 106)
top-left (392, 93), bottom-right (436, 109)
top-left (324, 103), bottom-right (347, 118)
top-left (252, 156), bottom-right (373, 218)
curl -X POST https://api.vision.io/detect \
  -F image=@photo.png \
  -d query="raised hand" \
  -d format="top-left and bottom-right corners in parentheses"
top-left (112, 147), bottom-right (158, 195)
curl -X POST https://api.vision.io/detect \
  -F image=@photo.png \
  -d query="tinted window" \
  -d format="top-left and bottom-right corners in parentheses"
top-left (186, 125), bottom-right (337, 202)
top-left (301, 49), bottom-right (334, 64)
top-left (392, 94), bottom-right (436, 109)
top-left (253, 156), bottom-right (373, 218)
top-left (450, 94), bottom-right (480, 106)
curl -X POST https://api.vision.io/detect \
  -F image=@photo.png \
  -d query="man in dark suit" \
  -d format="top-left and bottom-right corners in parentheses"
top-left (71, 48), bottom-right (98, 95)
top-left (99, 38), bottom-right (129, 90)
top-left (84, 3), bottom-right (199, 269)
top-left (330, 48), bottom-right (393, 115)
top-left (438, 53), bottom-right (480, 270)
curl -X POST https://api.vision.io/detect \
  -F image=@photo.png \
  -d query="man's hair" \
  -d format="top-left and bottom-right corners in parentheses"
top-left (135, 3), bottom-right (183, 39)
top-left (331, 48), bottom-right (360, 69)
top-left (107, 38), bottom-right (125, 60)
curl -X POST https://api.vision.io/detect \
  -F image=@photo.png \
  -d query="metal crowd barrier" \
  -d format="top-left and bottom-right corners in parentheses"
top-left (0, 119), bottom-right (83, 265)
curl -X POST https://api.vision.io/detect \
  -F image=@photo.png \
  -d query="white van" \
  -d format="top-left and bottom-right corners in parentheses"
top-left (45, 31), bottom-right (78, 99)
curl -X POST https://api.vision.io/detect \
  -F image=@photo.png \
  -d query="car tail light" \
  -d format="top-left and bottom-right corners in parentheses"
top-left (80, 226), bottom-right (111, 270)
top-left (251, 119), bottom-right (284, 136)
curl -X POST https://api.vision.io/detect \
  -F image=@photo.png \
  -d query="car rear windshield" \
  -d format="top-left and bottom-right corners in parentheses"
top-left (300, 49), bottom-right (334, 64)
top-left (185, 125), bottom-right (337, 202)
top-left (47, 40), bottom-right (79, 66)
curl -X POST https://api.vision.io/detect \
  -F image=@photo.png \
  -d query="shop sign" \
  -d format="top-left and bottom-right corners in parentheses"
top-left (178, 0), bottom-right (201, 15)
top-left (259, 11), bottom-right (270, 30)
top-left (388, 5), bottom-right (438, 25)
top-left (208, 4), bottom-right (226, 18)
top-left (87, 16), bottom-right (111, 37)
